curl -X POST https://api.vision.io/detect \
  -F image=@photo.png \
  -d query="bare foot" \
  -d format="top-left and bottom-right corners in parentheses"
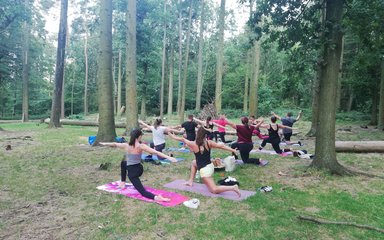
top-left (233, 185), bottom-right (241, 198)
top-left (154, 195), bottom-right (170, 202)
top-left (184, 180), bottom-right (193, 186)
top-left (118, 182), bottom-right (126, 189)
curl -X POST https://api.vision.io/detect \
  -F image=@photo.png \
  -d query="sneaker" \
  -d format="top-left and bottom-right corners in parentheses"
top-left (258, 160), bottom-right (269, 167)
top-left (183, 198), bottom-right (200, 209)
top-left (259, 186), bottom-right (273, 192)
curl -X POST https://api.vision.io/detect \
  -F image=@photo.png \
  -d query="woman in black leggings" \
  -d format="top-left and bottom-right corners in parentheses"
top-left (226, 117), bottom-right (268, 166)
top-left (258, 116), bottom-right (293, 154)
top-left (100, 129), bottom-right (177, 202)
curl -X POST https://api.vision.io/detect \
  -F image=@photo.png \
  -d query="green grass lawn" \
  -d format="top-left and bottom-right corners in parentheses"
top-left (0, 121), bottom-right (383, 239)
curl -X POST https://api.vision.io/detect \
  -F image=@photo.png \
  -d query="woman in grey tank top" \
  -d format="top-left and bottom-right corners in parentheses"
top-left (100, 129), bottom-right (177, 202)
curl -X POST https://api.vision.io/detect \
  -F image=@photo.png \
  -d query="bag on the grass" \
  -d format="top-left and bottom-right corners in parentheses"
top-left (223, 156), bottom-right (236, 172)
top-left (217, 176), bottom-right (239, 186)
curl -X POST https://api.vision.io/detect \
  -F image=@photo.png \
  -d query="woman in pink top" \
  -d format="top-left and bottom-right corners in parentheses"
top-left (212, 114), bottom-right (229, 143)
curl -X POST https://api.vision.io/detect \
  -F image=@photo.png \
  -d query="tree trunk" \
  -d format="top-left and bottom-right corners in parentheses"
top-left (214, 0), bottom-right (226, 113)
top-left (378, 58), bottom-right (384, 130)
top-left (306, 64), bottom-right (321, 137)
top-left (117, 50), bottom-right (122, 117)
top-left (71, 75), bottom-right (75, 116)
top-left (347, 86), bottom-right (354, 111)
top-left (335, 141), bottom-right (384, 153)
top-left (22, 8), bottom-right (30, 122)
top-left (336, 35), bottom-right (344, 111)
top-left (95, 0), bottom-right (116, 144)
top-left (49, 0), bottom-right (68, 128)
top-left (195, 0), bottom-right (205, 111)
top-left (125, 0), bottom-right (138, 131)
top-left (83, 19), bottom-right (89, 116)
top-left (249, 41), bottom-right (260, 117)
top-left (311, 0), bottom-right (347, 175)
top-left (61, 26), bottom-right (70, 119)
top-left (179, 1), bottom-right (193, 123)
top-left (167, 42), bottom-right (174, 116)
top-left (370, 87), bottom-right (378, 125)
top-left (160, 0), bottom-right (167, 119)
top-left (176, 0), bottom-right (182, 115)
top-left (243, 51), bottom-right (250, 113)
top-left (141, 63), bottom-right (149, 120)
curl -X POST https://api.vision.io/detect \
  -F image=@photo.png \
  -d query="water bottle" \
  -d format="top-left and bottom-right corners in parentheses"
top-left (195, 170), bottom-right (201, 183)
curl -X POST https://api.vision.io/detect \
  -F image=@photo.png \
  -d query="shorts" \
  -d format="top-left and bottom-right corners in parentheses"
top-left (199, 163), bottom-right (214, 178)
top-left (283, 132), bottom-right (292, 141)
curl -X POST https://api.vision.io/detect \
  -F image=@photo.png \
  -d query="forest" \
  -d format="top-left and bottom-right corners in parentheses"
top-left (1, 0), bottom-right (384, 239)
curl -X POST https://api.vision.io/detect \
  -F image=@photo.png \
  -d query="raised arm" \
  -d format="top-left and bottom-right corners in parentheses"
top-left (165, 127), bottom-right (184, 135)
top-left (278, 124), bottom-right (293, 130)
top-left (139, 144), bottom-right (177, 163)
top-left (138, 120), bottom-right (151, 130)
top-left (272, 112), bottom-right (281, 120)
top-left (193, 117), bottom-right (205, 126)
top-left (225, 119), bottom-right (237, 130)
top-left (212, 121), bottom-right (229, 130)
top-left (208, 140), bottom-right (237, 154)
top-left (296, 110), bottom-right (303, 121)
top-left (168, 132), bottom-right (195, 148)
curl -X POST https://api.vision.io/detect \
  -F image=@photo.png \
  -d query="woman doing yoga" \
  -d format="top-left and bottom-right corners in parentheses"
top-left (100, 129), bottom-right (177, 202)
top-left (168, 127), bottom-right (241, 197)
top-left (258, 116), bottom-right (293, 154)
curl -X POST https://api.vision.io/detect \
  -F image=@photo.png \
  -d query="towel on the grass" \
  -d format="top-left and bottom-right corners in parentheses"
top-left (164, 179), bottom-right (256, 201)
top-left (141, 153), bottom-right (184, 163)
top-left (97, 181), bottom-right (189, 207)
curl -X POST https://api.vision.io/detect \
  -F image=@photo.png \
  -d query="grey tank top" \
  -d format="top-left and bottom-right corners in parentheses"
top-left (125, 153), bottom-right (142, 166)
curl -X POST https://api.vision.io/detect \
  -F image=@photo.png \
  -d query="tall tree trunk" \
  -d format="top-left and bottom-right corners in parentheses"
top-left (370, 88), bottom-right (378, 125)
top-left (214, 0), bottom-right (226, 113)
top-left (95, 0), bottom-right (116, 144)
top-left (249, 41), bottom-right (260, 117)
top-left (243, 51), bottom-right (250, 113)
top-left (22, 8), bottom-right (30, 122)
top-left (179, 1), bottom-right (193, 123)
top-left (49, 0), bottom-right (68, 128)
top-left (61, 26), bottom-right (70, 119)
top-left (160, 0), bottom-right (167, 119)
top-left (83, 20), bottom-right (89, 116)
top-left (141, 63), bottom-right (149, 120)
top-left (126, 0), bottom-right (138, 131)
top-left (176, 0), bottom-right (182, 114)
top-left (347, 86), bottom-right (354, 111)
top-left (336, 35), bottom-right (344, 111)
top-left (311, 0), bottom-right (347, 174)
top-left (117, 49), bottom-right (122, 117)
top-left (167, 42), bottom-right (174, 116)
top-left (378, 58), bottom-right (384, 130)
top-left (195, 0), bottom-right (205, 111)
top-left (71, 75), bottom-right (75, 116)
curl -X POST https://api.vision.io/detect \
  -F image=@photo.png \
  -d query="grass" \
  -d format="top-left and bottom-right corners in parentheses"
top-left (0, 120), bottom-right (383, 239)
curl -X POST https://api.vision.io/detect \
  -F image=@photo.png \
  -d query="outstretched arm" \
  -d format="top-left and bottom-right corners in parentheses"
top-left (208, 140), bottom-right (237, 154)
top-left (212, 121), bottom-right (229, 130)
top-left (139, 144), bottom-right (177, 163)
top-left (193, 117), bottom-right (205, 126)
top-left (278, 124), bottom-right (293, 130)
top-left (225, 119), bottom-right (237, 130)
top-left (165, 128), bottom-right (184, 135)
top-left (168, 132), bottom-right (195, 148)
top-left (296, 110), bottom-right (303, 121)
top-left (138, 120), bottom-right (151, 130)
top-left (99, 142), bottom-right (127, 150)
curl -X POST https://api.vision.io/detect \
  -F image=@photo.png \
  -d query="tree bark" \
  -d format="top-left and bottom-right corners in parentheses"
top-left (249, 41), bottom-right (260, 117)
top-left (195, 0), bottom-right (205, 111)
top-left (378, 58), bottom-right (384, 130)
top-left (336, 35), bottom-right (344, 111)
top-left (49, 0), bottom-right (68, 128)
top-left (167, 42), bottom-right (174, 117)
top-left (311, 0), bottom-right (347, 174)
top-left (370, 87), bottom-right (378, 125)
top-left (160, 0), bottom-right (167, 119)
top-left (306, 63), bottom-right (321, 137)
top-left (83, 19), bottom-right (89, 116)
top-left (22, 5), bottom-right (30, 122)
top-left (335, 141), bottom-right (384, 153)
top-left (179, 1), bottom-right (193, 123)
top-left (214, 0), bottom-right (226, 113)
top-left (95, 0), bottom-right (116, 144)
top-left (176, 0), bottom-right (182, 115)
top-left (117, 50), bottom-right (122, 117)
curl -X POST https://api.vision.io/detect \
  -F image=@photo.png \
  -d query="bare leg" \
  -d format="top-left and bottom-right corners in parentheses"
top-left (185, 160), bottom-right (197, 186)
top-left (202, 177), bottom-right (241, 197)
top-left (118, 181), bottom-right (126, 189)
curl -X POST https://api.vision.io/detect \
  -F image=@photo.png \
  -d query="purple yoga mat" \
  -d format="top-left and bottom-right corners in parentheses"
top-left (97, 181), bottom-right (189, 207)
top-left (163, 179), bottom-right (256, 201)
top-left (250, 149), bottom-right (293, 156)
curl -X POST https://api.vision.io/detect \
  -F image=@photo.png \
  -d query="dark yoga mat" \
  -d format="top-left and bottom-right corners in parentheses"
top-left (164, 179), bottom-right (256, 201)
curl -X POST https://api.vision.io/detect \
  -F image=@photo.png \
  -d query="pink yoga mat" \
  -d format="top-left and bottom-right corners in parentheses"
top-left (164, 179), bottom-right (256, 201)
top-left (97, 181), bottom-right (189, 207)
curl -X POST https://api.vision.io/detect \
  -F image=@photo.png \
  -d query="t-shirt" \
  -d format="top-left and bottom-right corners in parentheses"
top-left (236, 125), bottom-right (255, 143)
top-left (212, 119), bottom-right (228, 132)
top-left (281, 117), bottom-right (296, 133)
top-left (149, 126), bottom-right (166, 146)
top-left (181, 121), bottom-right (198, 141)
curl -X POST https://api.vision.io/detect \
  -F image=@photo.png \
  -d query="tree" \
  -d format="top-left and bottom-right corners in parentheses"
top-left (94, 0), bottom-right (116, 144)
top-left (126, 0), bottom-right (138, 131)
top-left (159, 0), bottom-right (167, 119)
top-left (49, 0), bottom-right (68, 128)
top-left (21, 0), bottom-right (30, 122)
top-left (214, 0), bottom-right (225, 113)
top-left (195, 0), bottom-right (205, 111)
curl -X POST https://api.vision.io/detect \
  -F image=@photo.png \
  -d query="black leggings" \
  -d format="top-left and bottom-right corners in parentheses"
top-left (124, 163), bottom-right (155, 200)
top-left (261, 137), bottom-right (282, 154)
top-left (214, 131), bottom-right (226, 143)
top-left (149, 142), bottom-right (166, 160)
top-left (231, 142), bottom-right (260, 164)
top-left (121, 160), bottom-right (127, 182)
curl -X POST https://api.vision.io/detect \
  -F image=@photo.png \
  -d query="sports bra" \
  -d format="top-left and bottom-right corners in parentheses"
top-left (193, 143), bottom-right (211, 170)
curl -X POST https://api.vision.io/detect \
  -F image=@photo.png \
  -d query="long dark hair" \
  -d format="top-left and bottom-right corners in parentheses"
top-left (206, 116), bottom-right (212, 127)
top-left (195, 127), bottom-right (207, 147)
top-left (129, 129), bottom-right (143, 146)
top-left (154, 118), bottom-right (162, 129)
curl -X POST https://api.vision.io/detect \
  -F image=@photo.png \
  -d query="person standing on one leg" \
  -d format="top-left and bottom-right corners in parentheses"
top-left (272, 110), bottom-right (302, 145)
